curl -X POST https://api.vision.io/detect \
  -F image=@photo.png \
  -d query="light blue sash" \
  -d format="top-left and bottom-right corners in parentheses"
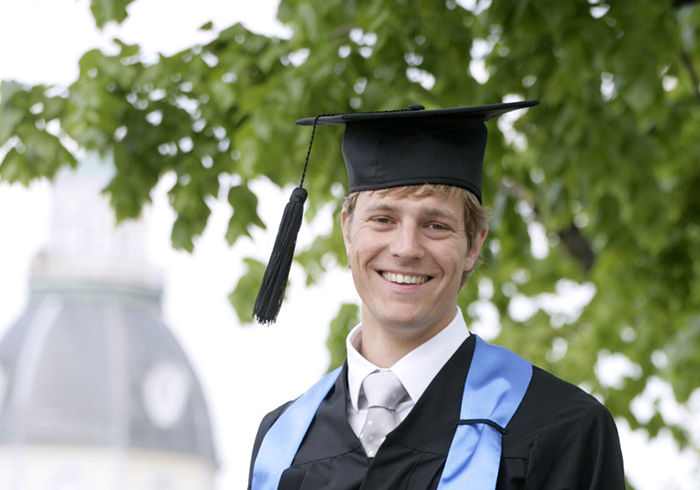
top-left (251, 366), bottom-right (342, 490)
top-left (436, 336), bottom-right (532, 489)
top-left (251, 336), bottom-right (532, 490)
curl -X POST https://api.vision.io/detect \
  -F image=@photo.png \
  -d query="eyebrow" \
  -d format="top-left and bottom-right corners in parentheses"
top-left (363, 203), bottom-right (400, 214)
top-left (422, 207), bottom-right (461, 223)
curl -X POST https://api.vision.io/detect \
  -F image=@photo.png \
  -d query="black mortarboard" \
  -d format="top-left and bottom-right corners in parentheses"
top-left (253, 100), bottom-right (538, 324)
top-left (296, 99), bottom-right (538, 203)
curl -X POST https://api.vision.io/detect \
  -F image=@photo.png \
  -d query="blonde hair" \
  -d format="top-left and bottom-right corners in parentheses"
top-left (342, 184), bottom-right (489, 286)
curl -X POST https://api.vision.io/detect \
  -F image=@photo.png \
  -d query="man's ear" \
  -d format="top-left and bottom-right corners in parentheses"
top-left (465, 227), bottom-right (489, 271)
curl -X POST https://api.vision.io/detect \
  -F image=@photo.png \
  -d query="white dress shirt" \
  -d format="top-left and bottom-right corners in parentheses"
top-left (345, 307), bottom-right (470, 437)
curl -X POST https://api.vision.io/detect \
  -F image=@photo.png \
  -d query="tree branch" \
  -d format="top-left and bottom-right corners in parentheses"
top-left (558, 225), bottom-right (596, 272)
top-left (680, 49), bottom-right (700, 99)
top-left (499, 180), bottom-right (596, 272)
top-left (672, 0), bottom-right (700, 8)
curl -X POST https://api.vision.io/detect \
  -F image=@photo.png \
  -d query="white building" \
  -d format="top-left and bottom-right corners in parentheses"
top-left (0, 155), bottom-right (218, 489)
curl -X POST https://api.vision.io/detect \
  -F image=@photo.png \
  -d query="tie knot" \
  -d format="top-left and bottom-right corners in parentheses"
top-left (362, 370), bottom-right (407, 411)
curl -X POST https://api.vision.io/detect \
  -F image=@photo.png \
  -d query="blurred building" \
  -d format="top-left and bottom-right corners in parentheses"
top-left (0, 155), bottom-right (217, 489)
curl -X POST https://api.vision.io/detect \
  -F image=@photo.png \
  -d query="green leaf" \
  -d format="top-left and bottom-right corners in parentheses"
top-left (0, 104), bottom-right (23, 146)
top-left (229, 258), bottom-right (266, 324)
top-left (171, 216), bottom-right (196, 252)
top-left (297, 2), bottom-right (319, 41)
top-left (225, 184), bottom-right (266, 245)
top-left (326, 303), bottom-right (359, 371)
top-left (0, 148), bottom-right (28, 184)
top-left (90, 0), bottom-right (135, 28)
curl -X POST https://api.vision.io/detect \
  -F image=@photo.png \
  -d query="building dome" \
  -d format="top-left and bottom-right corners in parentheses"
top-left (0, 156), bottom-right (217, 489)
top-left (0, 282), bottom-right (217, 462)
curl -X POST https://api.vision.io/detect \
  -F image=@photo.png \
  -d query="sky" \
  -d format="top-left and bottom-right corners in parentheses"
top-left (0, 1), bottom-right (698, 488)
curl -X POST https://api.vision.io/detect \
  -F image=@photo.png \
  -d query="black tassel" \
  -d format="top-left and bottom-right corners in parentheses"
top-left (253, 115), bottom-right (321, 324)
top-left (253, 186), bottom-right (308, 324)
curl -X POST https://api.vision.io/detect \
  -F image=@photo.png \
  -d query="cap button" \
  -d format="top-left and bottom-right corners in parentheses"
top-left (407, 104), bottom-right (425, 111)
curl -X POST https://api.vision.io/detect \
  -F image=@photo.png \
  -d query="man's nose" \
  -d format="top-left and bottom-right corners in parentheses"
top-left (389, 224), bottom-right (424, 260)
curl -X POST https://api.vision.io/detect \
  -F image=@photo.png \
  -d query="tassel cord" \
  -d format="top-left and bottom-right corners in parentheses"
top-left (299, 115), bottom-right (321, 188)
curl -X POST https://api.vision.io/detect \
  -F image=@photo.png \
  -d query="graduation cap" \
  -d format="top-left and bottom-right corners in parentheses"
top-left (253, 100), bottom-right (539, 324)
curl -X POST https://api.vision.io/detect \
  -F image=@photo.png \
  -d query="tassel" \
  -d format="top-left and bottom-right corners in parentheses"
top-left (253, 187), bottom-right (308, 324)
top-left (253, 115), bottom-right (322, 324)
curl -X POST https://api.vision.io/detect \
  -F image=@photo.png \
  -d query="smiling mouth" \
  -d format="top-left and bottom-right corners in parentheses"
top-left (381, 272), bottom-right (431, 285)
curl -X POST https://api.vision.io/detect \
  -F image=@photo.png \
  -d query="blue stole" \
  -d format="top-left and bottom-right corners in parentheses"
top-left (251, 336), bottom-right (532, 490)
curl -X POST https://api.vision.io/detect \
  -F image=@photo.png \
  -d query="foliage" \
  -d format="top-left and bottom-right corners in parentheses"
top-left (1, 0), bottom-right (699, 457)
top-left (326, 303), bottom-right (360, 372)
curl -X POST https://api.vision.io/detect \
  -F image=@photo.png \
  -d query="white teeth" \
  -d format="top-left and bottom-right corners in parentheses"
top-left (382, 272), bottom-right (428, 285)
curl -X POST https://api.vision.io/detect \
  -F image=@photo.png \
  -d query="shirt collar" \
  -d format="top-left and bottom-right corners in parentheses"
top-left (346, 307), bottom-right (470, 413)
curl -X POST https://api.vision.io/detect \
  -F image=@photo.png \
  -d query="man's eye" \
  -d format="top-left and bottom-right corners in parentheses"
top-left (428, 223), bottom-right (448, 231)
top-left (373, 216), bottom-right (392, 224)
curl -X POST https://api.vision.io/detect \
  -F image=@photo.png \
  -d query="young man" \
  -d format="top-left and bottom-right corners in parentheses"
top-left (248, 101), bottom-right (625, 489)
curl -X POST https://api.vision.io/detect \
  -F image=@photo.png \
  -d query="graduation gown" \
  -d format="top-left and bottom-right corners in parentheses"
top-left (249, 336), bottom-right (625, 489)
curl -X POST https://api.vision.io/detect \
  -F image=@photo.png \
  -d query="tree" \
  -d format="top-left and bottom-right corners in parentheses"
top-left (1, 0), bottom-right (699, 471)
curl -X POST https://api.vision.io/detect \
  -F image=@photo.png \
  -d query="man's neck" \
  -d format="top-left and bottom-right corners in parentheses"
top-left (357, 314), bottom-right (455, 368)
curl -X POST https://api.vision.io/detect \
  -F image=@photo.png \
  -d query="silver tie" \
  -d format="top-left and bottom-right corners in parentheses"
top-left (359, 370), bottom-right (408, 457)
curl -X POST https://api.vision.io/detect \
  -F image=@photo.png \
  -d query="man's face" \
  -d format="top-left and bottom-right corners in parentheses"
top-left (341, 190), bottom-right (487, 342)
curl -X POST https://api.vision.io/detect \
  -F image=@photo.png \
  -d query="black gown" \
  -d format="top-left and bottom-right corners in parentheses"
top-left (249, 336), bottom-right (625, 489)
